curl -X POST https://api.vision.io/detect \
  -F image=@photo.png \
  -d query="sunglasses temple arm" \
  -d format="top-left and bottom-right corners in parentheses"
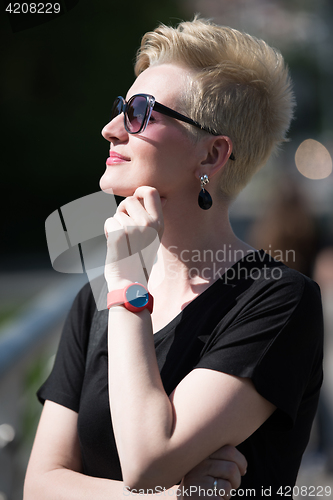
top-left (153, 102), bottom-right (235, 161)
top-left (153, 102), bottom-right (201, 127)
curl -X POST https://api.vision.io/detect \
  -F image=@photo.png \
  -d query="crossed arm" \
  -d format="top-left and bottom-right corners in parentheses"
top-left (23, 302), bottom-right (274, 499)
top-left (23, 297), bottom-right (273, 499)
top-left (107, 306), bottom-right (276, 492)
top-left (24, 401), bottom-right (248, 500)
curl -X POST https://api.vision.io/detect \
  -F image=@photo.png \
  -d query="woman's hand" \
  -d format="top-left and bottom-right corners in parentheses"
top-left (179, 445), bottom-right (247, 499)
top-left (104, 186), bottom-right (165, 289)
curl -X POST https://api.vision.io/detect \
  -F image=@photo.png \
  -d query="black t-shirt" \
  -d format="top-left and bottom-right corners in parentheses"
top-left (37, 251), bottom-right (323, 497)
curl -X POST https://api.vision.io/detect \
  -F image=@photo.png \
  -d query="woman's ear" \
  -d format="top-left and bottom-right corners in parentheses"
top-left (198, 136), bottom-right (233, 178)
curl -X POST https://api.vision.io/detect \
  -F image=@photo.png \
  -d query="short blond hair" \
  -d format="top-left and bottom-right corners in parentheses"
top-left (135, 17), bottom-right (295, 199)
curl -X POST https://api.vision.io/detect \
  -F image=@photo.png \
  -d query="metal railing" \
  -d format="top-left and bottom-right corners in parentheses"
top-left (0, 273), bottom-right (87, 500)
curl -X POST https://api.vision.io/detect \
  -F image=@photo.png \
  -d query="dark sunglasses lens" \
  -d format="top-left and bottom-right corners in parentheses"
top-left (126, 95), bottom-right (148, 133)
top-left (111, 98), bottom-right (123, 121)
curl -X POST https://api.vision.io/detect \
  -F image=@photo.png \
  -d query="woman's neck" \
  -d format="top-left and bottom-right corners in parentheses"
top-left (148, 195), bottom-right (255, 295)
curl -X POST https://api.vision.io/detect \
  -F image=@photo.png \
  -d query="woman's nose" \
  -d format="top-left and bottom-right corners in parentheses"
top-left (101, 113), bottom-right (129, 143)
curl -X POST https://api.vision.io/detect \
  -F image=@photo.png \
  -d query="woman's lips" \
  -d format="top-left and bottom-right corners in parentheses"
top-left (106, 152), bottom-right (130, 165)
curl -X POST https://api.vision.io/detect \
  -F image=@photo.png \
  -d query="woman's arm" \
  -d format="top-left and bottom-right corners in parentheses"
top-left (107, 307), bottom-right (275, 491)
top-left (24, 401), bottom-right (247, 500)
top-left (24, 401), bottom-right (127, 500)
top-left (105, 187), bottom-right (275, 490)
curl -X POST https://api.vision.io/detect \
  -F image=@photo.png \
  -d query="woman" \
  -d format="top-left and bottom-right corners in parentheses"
top-left (24, 18), bottom-right (323, 498)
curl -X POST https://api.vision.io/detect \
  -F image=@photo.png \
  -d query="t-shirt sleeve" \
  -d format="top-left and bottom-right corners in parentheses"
top-left (195, 270), bottom-right (324, 429)
top-left (37, 281), bottom-right (96, 413)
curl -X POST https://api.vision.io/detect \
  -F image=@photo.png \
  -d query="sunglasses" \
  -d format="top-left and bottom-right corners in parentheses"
top-left (111, 93), bottom-right (235, 161)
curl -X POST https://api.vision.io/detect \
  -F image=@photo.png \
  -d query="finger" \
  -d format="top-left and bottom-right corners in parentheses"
top-left (117, 196), bottom-right (146, 219)
top-left (119, 193), bottom-right (164, 242)
top-left (117, 196), bottom-right (159, 233)
top-left (104, 216), bottom-right (123, 238)
top-left (113, 207), bottom-right (160, 259)
top-left (207, 460), bottom-right (241, 491)
top-left (209, 445), bottom-right (247, 476)
top-left (133, 186), bottom-right (163, 221)
top-left (113, 211), bottom-right (136, 228)
top-left (212, 478), bottom-right (232, 498)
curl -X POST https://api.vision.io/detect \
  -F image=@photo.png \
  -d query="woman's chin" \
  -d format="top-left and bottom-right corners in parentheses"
top-left (99, 178), bottom-right (134, 198)
top-left (99, 174), bottom-right (162, 198)
top-left (99, 176), bottom-right (113, 194)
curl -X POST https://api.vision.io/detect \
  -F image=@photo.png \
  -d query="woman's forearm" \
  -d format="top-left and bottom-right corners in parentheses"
top-left (24, 467), bottom-right (179, 500)
top-left (107, 305), bottom-right (176, 489)
top-left (24, 468), bottom-right (120, 500)
top-left (105, 190), bottom-right (177, 487)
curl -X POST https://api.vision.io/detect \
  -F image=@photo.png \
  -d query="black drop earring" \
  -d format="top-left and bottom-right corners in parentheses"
top-left (198, 174), bottom-right (213, 210)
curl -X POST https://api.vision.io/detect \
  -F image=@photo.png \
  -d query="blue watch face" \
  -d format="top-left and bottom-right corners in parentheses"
top-left (125, 284), bottom-right (149, 309)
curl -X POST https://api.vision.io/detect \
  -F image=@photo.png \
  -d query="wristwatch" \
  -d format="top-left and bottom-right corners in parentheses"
top-left (107, 282), bottom-right (154, 314)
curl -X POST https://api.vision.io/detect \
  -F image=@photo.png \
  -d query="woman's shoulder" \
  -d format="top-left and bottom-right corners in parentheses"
top-left (237, 249), bottom-right (320, 294)
top-left (224, 250), bottom-right (322, 321)
top-left (66, 274), bottom-right (107, 339)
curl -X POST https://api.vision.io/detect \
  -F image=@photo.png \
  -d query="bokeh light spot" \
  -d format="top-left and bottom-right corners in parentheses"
top-left (295, 139), bottom-right (332, 179)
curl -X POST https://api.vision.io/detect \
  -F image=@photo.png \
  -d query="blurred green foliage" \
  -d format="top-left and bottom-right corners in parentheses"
top-left (0, 305), bottom-right (22, 329)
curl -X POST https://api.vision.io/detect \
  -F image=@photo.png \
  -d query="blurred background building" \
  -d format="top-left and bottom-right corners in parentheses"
top-left (0, 0), bottom-right (332, 498)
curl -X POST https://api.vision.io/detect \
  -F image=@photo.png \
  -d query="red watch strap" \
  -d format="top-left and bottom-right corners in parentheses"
top-left (107, 284), bottom-right (153, 313)
top-left (107, 288), bottom-right (125, 308)
top-left (146, 293), bottom-right (154, 314)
